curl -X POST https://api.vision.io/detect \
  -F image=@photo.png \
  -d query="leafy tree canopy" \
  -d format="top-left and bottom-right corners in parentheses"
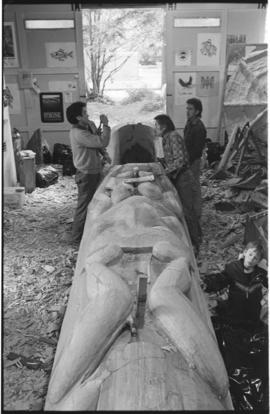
top-left (83, 8), bottom-right (164, 97)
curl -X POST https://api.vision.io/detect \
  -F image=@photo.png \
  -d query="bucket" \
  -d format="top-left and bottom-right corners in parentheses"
top-left (19, 150), bottom-right (36, 193)
top-left (4, 187), bottom-right (25, 209)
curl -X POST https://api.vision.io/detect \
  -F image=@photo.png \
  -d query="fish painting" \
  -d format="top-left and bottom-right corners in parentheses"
top-left (50, 48), bottom-right (74, 62)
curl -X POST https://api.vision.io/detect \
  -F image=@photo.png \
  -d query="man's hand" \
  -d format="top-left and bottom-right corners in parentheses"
top-left (100, 114), bottom-right (109, 126)
top-left (103, 152), bottom-right (112, 165)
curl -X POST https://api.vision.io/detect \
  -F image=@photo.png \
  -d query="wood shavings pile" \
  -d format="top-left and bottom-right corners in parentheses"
top-left (3, 170), bottom-right (252, 410)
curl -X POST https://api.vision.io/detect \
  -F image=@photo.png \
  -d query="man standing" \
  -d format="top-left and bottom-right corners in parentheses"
top-left (66, 101), bottom-right (111, 245)
top-left (184, 98), bottom-right (206, 224)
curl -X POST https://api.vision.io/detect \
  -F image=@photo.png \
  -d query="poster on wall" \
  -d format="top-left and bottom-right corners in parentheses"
top-left (197, 33), bottom-right (221, 66)
top-left (48, 80), bottom-right (77, 92)
top-left (63, 91), bottom-right (73, 103)
top-left (174, 72), bottom-right (196, 106)
top-left (45, 42), bottom-right (77, 67)
top-left (4, 22), bottom-right (19, 68)
top-left (196, 71), bottom-right (219, 97)
top-left (40, 93), bottom-right (64, 123)
top-left (175, 49), bottom-right (192, 66)
top-left (6, 83), bottom-right (21, 114)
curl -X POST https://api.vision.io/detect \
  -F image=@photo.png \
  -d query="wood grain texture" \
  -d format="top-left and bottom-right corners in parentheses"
top-left (45, 163), bottom-right (233, 411)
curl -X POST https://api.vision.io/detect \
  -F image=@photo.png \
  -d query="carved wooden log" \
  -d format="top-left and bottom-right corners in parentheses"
top-left (45, 162), bottom-right (233, 411)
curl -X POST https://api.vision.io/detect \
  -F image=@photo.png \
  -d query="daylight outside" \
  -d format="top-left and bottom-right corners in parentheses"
top-left (82, 7), bottom-right (166, 127)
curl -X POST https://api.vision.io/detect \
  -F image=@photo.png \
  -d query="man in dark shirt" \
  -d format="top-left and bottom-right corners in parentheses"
top-left (184, 98), bottom-right (206, 225)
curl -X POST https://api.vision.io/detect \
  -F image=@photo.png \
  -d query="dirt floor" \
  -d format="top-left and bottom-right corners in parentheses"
top-left (87, 99), bottom-right (165, 128)
top-left (3, 169), bottom-right (248, 410)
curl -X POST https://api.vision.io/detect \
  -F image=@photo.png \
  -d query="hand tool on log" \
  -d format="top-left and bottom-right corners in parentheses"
top-left (135, 275), bottom-right (148, 329)
top-left (127, 275), bottom-right (148, 342)
top-left (123, 175), bottom-right (155, 184)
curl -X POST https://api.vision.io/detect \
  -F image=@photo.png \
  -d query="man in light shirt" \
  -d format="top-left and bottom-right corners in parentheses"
top-left (66, 101), bottom-right (111, 244)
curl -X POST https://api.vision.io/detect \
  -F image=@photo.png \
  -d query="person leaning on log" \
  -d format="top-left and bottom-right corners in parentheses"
top-left (66, 101), bottom-right (111, 245)
top-left (154, 114), bottom-right (201, 256)
top-left (184, 98), bottom-right (206, 234)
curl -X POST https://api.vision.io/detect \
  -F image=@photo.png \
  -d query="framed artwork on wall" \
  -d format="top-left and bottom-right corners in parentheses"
top-left (45, 42), bottom-right (77, 67)
top-left (175, 49), bottom-right (192, 66)
top-left (196, 71), bottom-right (219, 97)
top-left (40, 93), bottom-right (64, 123)
top-left (174, 72), bottom-right (196, 106)
top-left (6, 83), bottom-right (21, 114)
top-left (4, 22), bottom-right (19, 68)
top-left (197, 33), bottom-right (221, 66)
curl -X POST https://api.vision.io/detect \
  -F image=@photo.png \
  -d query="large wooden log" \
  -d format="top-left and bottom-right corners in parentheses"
top-left (45, 162), bottom-right (233, 411)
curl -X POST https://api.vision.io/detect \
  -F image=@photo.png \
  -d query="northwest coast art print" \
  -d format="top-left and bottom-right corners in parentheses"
top-left (196, 71), bottom-right (219, 97)
top-left (197, 33), bottom-right (221, 66)
top-left (175, 49), bottom-right (192, 66)
top-left (4, 22), bottom-right (19, 68)
top-left (174, 72), bottom-right (196, 106)
top-left (45, 43), bottom-right (77, 67)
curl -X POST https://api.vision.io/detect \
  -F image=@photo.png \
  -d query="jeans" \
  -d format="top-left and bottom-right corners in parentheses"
top-left (172, 169), bottom-right (201, 249)
top-left (72, 171), bottom-right (101, 243)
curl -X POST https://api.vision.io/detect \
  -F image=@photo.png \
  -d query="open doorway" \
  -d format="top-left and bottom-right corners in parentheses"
top-left (82, 7), bottom-right (166, 128)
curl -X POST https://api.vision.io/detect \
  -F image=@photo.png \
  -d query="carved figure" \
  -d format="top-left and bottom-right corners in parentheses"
top-left (45, 162), bottom-right (233, 411)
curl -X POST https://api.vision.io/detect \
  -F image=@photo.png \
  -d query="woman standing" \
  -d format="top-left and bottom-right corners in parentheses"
top-left (154, 114), bottom-right (200, 255)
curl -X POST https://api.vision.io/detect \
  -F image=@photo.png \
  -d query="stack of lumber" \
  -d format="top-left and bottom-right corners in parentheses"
top-left (223, 47), bottom-right (267, 140)
top-left (214, 109), bottom-right (267, 211)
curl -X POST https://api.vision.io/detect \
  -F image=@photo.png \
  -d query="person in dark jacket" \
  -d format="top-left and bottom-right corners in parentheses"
top-left (204, 241), bottom-right (267, 329)
top-left (203, 241), bottom-right (268, 410)
top-left (184, 98), bottom-right (206, 225)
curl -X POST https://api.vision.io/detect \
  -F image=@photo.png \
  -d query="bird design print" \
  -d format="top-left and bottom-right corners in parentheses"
top-left (178, 76), bottom-right (193, 88)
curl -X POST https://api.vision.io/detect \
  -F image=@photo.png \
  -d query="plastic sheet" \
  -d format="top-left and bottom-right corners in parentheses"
top-left (230, 367), bottom-right (264, 410)
top-left (212, 317), bottom-right (268, 410)
top-left (53, 143), bottom-right (73, 164)
top-left (52, 144), bottom-right (75, 176)
top-left (36, 166), bottom-right (59, 188)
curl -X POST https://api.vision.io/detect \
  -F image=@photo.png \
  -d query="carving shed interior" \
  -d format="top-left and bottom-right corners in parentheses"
top-left (3, 1), bottom-right (268, 411)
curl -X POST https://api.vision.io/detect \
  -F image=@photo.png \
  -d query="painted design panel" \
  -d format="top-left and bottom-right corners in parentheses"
top-left (45, 42), bottom-right (77, 67)
top-left (197, 33), bottom-right (221, 66)
top-left (196, 72), bottom-right (219, 97)
top-left (174, 72), bottom-right (196, 106)
top-left (175, 49), bottom-right (192, 66)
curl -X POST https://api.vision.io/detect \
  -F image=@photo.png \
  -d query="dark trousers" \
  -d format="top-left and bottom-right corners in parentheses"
top-left (72, 171), bottom-right (101, 243)
top-left (190, 159), bottom-right (202, 220)
top-left (172, 169), bottom-right (201, 248)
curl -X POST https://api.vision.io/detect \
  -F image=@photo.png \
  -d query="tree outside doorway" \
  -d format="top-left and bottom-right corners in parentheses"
top-left (82, 7), bottom-right (166, 127)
